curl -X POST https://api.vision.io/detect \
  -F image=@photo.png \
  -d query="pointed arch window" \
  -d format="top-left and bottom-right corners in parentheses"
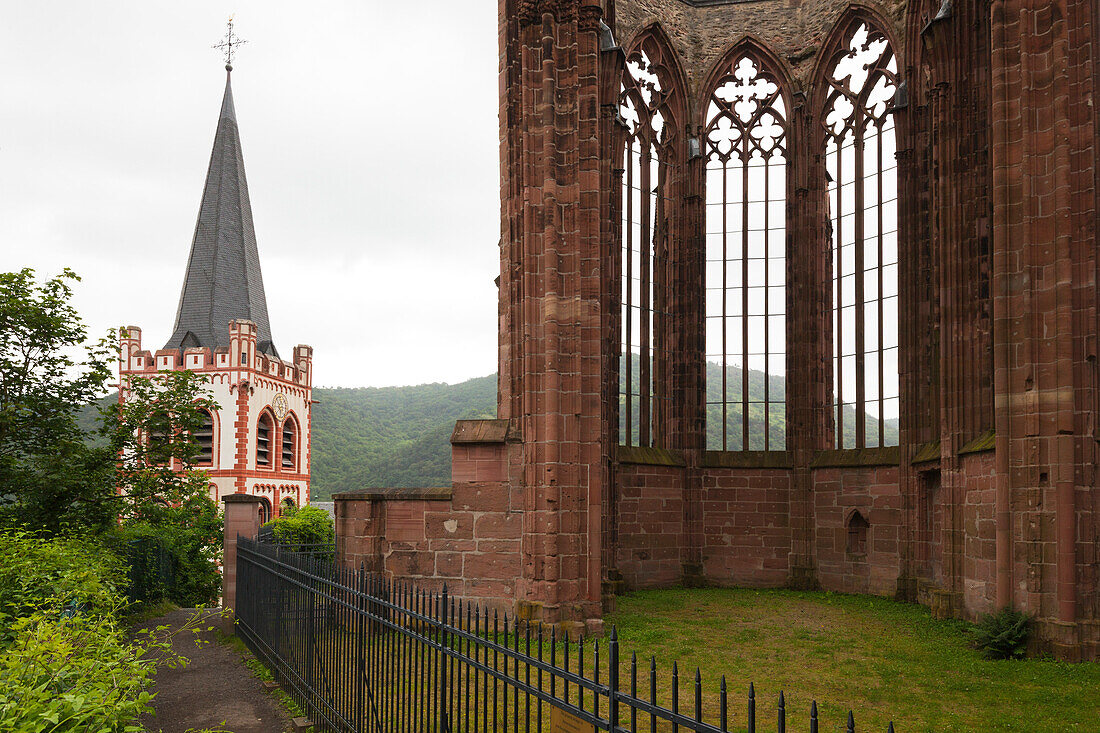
top-left (823, 21), bottom-right (900, 449)
top-left (618, 35), bottom-right (680, 447)
top-left (704, 51), bottom-right (788, 451)
top-left (256, 411), bottom-right (274, 468)
top-left (281, 416), bottom-right (297, 471)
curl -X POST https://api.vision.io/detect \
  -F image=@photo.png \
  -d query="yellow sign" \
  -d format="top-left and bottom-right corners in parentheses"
top-left (550, 706), bottom-right (595, 733)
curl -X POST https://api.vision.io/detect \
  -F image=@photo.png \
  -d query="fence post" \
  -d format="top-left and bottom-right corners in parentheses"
top-left (608, 627), bottom-right (620, 732)
top-left (439, 584), bottom-right (450, 733)
top-left (221, 494), bottom-right (264, 633)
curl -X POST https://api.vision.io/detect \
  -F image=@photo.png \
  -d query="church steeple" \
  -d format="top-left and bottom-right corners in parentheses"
top-left (165, 59), bottom-right (277, 357)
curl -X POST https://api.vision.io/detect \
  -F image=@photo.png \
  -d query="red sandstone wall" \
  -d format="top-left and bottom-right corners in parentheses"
top-left (615, 463), bottom-right (686, 588)
top-left (813, 465), bottom-right (902, 595)
top-left (333, 439), bottom-right (523, 615)
top-left (701, 468), bottom-right (792, 587)
top-left (960, 451), bottom-right (997, 616)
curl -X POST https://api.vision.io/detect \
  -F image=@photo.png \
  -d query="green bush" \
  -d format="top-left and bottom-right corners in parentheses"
top-left (972, 607), bottom-right (1031, 659)
top-left (0, 610), bottom-right (157, 732)
top-left (105, 518), bottom-right (222, 609)
top-left (264, 505), bottom-right (335, 549)
top-left (0, 530), bottom-right (125, 638)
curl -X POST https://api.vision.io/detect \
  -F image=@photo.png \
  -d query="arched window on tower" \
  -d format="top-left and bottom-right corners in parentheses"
top-left (256, 411), bottom-right (274, 468)
top-left (704, 50), bottom-right (788, 451)
top-left (281, 416), bottom-right (297, 471)
top-left (823, 20), bottom-right (900, 449)
top-left (194, 408), bottom-right (214, 466)
top-left (618, 33), bottom-right (681, 448)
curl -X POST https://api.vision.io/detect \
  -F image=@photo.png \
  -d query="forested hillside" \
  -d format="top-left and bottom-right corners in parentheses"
top-left (81, 364), bottom-right (896, 501)
top-left (309, 377), bottom-right (496, 498)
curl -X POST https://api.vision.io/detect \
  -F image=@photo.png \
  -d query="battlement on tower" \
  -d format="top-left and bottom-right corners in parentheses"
top-left (120, 322), bottom-right (312, 388)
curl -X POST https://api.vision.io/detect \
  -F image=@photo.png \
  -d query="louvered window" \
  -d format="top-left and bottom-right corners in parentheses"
top-left (281, 418), bottom-right (296, 471)
top-left (195, 410), bottom-right (214, 465)
top-left (257, 413), bottom-right (273, 468)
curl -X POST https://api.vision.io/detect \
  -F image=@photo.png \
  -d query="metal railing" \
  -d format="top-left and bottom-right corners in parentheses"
top-left (235, 538), bottom-right (897, 733)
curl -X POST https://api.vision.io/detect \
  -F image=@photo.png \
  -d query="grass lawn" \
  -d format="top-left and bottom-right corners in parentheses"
top-left (606, 588), bottom-right (1100, 732)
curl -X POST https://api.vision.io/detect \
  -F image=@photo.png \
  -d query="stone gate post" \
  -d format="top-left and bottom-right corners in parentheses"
top-left (222, 494), bottom-right (264, 631)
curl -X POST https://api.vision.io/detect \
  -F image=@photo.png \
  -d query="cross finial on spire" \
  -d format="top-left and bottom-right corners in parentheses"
top-left (213, 17), bottom-right (248, 70)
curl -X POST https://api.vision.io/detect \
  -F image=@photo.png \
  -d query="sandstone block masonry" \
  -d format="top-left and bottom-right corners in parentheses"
top-left (334, 0), bottom-right (1100, 661)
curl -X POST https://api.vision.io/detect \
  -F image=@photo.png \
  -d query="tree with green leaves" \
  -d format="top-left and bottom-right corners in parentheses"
top-left (106, 369), bottom-right (224, 605)
top-left (0, 268), bottom-right (114, 533)
top-left (110, 368), bottom-right (218, 525)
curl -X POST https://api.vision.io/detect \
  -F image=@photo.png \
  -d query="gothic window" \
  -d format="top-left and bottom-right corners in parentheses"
top-left (618, 34), bottom-right (681, 447)
top-left (823, 21), bottom-right (900, 449)
top-left (256, 411), bottom-right (274, 468)
top-left (847, 510), bottom-right (870, 555)
top-left (194, 409), bottom-right (214, 466)
top-left (280, 496), bottom-right (296, 515)
top-left (704, 51), bottom-right (788, 451)
top-left (281, 416), bottom-right (297, 471)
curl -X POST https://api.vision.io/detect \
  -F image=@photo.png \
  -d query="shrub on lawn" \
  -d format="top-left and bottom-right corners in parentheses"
top-left (264, 505), bottom-right (334, 549)
top-left (972, 607), bottom-right (1031, 659)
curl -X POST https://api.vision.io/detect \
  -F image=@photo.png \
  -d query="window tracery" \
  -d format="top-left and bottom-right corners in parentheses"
top-left (703, 51), bottom-right (788, 451)
top-left (823, 21), bottom-right (900, 449)
top-left (617, 33), bottom-right (681, 448)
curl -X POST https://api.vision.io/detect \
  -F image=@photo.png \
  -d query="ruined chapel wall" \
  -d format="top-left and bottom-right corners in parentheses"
top-left (959, 450), bottom-right (996, 618)
top-left (332, 440), bottom-right (523, 617)
top-left (613, 0), bottom-right (910, 103)
top-left (615, 463), bottom-right (687, 588)
top-left (812, 465), bottom-right (902, 596)
top-left (700, 467), bottom-right (792, 586)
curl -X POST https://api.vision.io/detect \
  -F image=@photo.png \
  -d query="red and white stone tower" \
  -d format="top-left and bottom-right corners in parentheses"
top-left (119, 60), bottom-right (312, 519)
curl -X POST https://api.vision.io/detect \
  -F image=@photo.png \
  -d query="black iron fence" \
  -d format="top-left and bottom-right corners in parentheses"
top-left (235, 538), bottom-right (896, 733)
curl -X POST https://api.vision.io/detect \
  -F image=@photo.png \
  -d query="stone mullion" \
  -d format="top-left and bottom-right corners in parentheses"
top-left (785, 96), bottom-right (822, 583)
top-left (680, 124), bottom-right (707, 583)
top-left (600, 39), bottom-right (626, 603)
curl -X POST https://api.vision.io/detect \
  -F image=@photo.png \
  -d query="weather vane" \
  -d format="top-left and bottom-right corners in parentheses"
top-left (213, 17), bottom-right (248, 69)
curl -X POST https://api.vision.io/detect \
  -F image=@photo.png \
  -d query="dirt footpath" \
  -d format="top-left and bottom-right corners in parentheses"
top-left (136, 608), bottom-right (293, 733)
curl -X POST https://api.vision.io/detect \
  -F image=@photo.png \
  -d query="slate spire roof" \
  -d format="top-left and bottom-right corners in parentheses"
top-left (165, 66), bottom-right (278, 357)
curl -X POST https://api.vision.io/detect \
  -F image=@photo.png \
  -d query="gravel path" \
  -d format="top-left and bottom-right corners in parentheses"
top-left (136, 608), bottom-right (293, 733)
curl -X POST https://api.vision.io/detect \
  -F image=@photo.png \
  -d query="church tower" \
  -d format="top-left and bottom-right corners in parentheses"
top-left (119, 50), bottom-right (313, 520)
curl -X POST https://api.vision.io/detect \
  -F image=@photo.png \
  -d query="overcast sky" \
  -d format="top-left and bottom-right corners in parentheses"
top-left (0, 1), bottom-right (501, 388)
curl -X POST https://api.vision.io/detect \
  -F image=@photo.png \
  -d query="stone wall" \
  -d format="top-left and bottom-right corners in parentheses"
top-left (812, 463), bottom-right (902, 596)
top-left (700, 466), bottom-right (792, 586)
top-left (615, 461), bottom-right (687, 588)
top-left (333, 421), bottom-right (524, 615)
